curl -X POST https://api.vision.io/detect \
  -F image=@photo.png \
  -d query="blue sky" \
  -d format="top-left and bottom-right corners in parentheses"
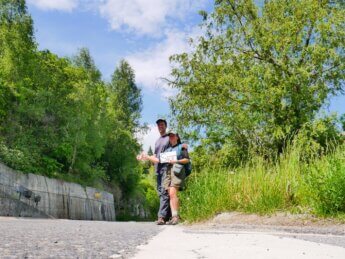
top-left (26, 0), bottom-right (344, 151)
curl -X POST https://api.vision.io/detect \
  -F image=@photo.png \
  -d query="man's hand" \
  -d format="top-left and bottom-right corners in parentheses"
top-left (136, 152), bottom-right (148, 161)
top-left (182, 143), bottom-right (188, 149)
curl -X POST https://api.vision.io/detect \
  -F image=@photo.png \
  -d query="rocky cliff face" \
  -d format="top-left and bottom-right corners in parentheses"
top-left (0, 162), bottom-right (115, 221)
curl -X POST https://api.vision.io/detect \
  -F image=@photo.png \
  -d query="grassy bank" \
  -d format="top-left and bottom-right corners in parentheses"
top-left (180, 144), bottom-right (345, 222)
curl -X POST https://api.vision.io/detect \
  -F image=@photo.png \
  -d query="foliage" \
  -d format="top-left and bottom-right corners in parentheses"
top-left (340, 114), bottom-right (345, 131)
top-left (293, 115), bottom-right (344, 161)
top-left (180, 141), bottom-right (345, 222)
top-left (72, 47), bottom-right (102, 82)
top-left (307, 146), bottom-right (345, 214)
top-left (169, 0), bottom-right (345, 165)
top-left (172, 1), bottom-right (345, 221)
top-left (116, 166), bottom-right (159, 221)
top-left (139, 167), bottom-right (160, 219)
top-left (110, 59), bottom-right (143, 133)
top-left (0, 1), bottom-right (144, 198)
top-left (101, 59), bottom-right (143, 196)
top-left (147, 146), bottom-right (153, 156)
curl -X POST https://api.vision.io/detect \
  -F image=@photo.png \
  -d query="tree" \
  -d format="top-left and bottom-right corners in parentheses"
top-left (147, 146), bottom-right (153, 156)
top-left (68, 48), bottom-right (108, 176)
top-left (72, 47), bottom-right (102, 82)
top-left (0, 0), bottom-right (35, 126)
top-left (101, 60), bottom-right (143, 196)
top-left (169, 0), bottom-right (345, 163)
top-left (341, 114), bottom-right (345, 132)
top-left (110, 59), bottom-right (143, 132)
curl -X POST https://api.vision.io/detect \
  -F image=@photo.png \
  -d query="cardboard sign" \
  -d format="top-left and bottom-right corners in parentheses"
top-left (160, 151), bottom-right (177, 163)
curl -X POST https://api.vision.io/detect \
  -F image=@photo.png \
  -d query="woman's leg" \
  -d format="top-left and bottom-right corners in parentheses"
top-left (168, 187), bottom-right (179, 218)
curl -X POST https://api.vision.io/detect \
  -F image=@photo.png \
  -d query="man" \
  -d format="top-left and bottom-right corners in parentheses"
top-left (152, 118), bottom-right (171, 225)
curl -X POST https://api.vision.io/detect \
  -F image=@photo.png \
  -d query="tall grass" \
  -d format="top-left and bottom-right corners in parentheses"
top-left (180, 144), bottom-right (345, 222)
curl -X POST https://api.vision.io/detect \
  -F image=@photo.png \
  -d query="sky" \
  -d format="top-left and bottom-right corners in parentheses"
top-left (26, 0), bottom-right (344, 152)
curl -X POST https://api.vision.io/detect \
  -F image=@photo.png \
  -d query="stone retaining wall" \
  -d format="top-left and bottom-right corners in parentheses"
top-left (0, 162), bottom-right (115, 221)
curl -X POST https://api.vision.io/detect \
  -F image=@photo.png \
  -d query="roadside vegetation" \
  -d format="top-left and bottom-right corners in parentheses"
top-left (180, 140), bottom-right (345, 222)
top-left (0, 0), bottom-right (151, 219)
top-left (169, 0), bottom-right (345, 222)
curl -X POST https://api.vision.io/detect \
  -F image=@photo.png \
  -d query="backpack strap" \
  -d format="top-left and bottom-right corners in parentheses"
top-left (176, 144), bottom-right (183, 159)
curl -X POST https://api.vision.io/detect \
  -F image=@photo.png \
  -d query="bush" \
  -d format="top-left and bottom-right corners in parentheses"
top-left (307, 146), bottom-right (345, 214)
top-left (0, 141), bottom-right (39, 173)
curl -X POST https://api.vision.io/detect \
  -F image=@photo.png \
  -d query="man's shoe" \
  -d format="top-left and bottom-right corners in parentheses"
top-left (156, 217), bottom-right (166, 225)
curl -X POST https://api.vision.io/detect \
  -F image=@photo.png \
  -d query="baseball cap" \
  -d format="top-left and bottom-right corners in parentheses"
top-left (156, 118), bottom-right (167, 125)
top-left (167, 129), bottom-right (178, 135)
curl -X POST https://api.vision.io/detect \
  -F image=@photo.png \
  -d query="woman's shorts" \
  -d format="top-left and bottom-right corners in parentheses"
top-left (163, 166), bottom-right (186, 190)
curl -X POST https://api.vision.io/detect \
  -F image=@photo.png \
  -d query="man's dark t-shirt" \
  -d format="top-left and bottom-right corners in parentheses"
top-left (154, 134), bottom-right (169, 174)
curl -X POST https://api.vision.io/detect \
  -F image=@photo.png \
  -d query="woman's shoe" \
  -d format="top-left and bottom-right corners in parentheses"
top-left (167, 216), bottom-right (179, 225)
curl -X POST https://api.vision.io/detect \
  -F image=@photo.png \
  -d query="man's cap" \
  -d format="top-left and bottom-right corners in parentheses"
top-left (156, 118), bottom-right (167, 125)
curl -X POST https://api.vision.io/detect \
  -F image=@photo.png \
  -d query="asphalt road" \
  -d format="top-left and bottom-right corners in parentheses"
top-left (135, 226), bottom-right (345, 259)
top-left (0, 218), bottom-right (160, 258)
top-left (1, 217), bottom-right (345, 258)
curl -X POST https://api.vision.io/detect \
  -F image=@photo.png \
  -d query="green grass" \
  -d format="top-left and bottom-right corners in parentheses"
top-left (180, 144), bottom-right (345, 222)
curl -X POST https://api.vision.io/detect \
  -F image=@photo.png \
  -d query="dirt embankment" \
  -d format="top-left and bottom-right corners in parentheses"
top-left (190, 212), bottom-right (345, 235)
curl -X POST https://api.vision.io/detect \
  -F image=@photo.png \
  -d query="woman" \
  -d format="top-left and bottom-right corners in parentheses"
top-left (142, 130), bottom-right (190, 225)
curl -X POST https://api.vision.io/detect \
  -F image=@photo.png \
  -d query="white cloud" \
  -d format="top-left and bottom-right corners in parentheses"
top-left (136, 124), bottom-right (160, 153)
top-left (27, 0), bottom-right (79, 11)
top-left (98, 0), bottom-right (207, 36)
top-left (28, 0), bottom-right (208, 37)
top-left (126, 27), bottom-right (202, 99)
top-left (126, 30), bottom-right (188, 97)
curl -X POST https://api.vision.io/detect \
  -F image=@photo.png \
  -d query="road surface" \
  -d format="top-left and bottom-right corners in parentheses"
top-left (1, 217), bottom-right (345, 258)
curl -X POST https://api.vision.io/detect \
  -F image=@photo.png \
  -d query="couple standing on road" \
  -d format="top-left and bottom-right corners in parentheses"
top-left (137, 119), bottom-right (190, 225)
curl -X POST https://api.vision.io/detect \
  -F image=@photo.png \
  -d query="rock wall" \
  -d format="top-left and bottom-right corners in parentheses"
top-left (0, 162), bottom-right (115, 221)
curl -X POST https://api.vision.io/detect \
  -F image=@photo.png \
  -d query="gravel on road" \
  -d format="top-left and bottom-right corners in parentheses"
top-left (0, 217), bottom-right (161, 258)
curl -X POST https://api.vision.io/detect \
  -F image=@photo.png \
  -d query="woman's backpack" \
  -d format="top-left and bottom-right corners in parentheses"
top-left (177, 144), bottom-right (192, 177)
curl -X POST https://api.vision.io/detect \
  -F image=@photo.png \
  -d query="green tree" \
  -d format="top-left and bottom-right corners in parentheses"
top-left (102, 60), bottom-right (143, 196)
top-left (72, 47), bottom-right (102, 82)
top-left (68, 48), bottom-right (108, 179)
top-left (340, 114), bottom-right (345, 132)
top-left (169, 0), bottom-right (345, 164)
top-left (147, 146), bottom-right (153, 156)
top-left (0, 0), bottom-right (35, 127)
top-left (110, 59), bottom-right (143, 132)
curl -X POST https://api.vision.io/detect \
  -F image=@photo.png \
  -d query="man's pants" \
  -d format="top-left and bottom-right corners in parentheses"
top-left (156, 168), bottom-right (171, 220)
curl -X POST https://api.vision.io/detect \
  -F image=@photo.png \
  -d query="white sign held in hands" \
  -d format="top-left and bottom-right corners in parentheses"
top-left (160, 151), bottom-right (177, 163)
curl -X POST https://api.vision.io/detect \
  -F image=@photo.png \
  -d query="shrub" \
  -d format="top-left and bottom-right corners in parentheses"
top-left (307, 146), bottom-right (345, 214)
